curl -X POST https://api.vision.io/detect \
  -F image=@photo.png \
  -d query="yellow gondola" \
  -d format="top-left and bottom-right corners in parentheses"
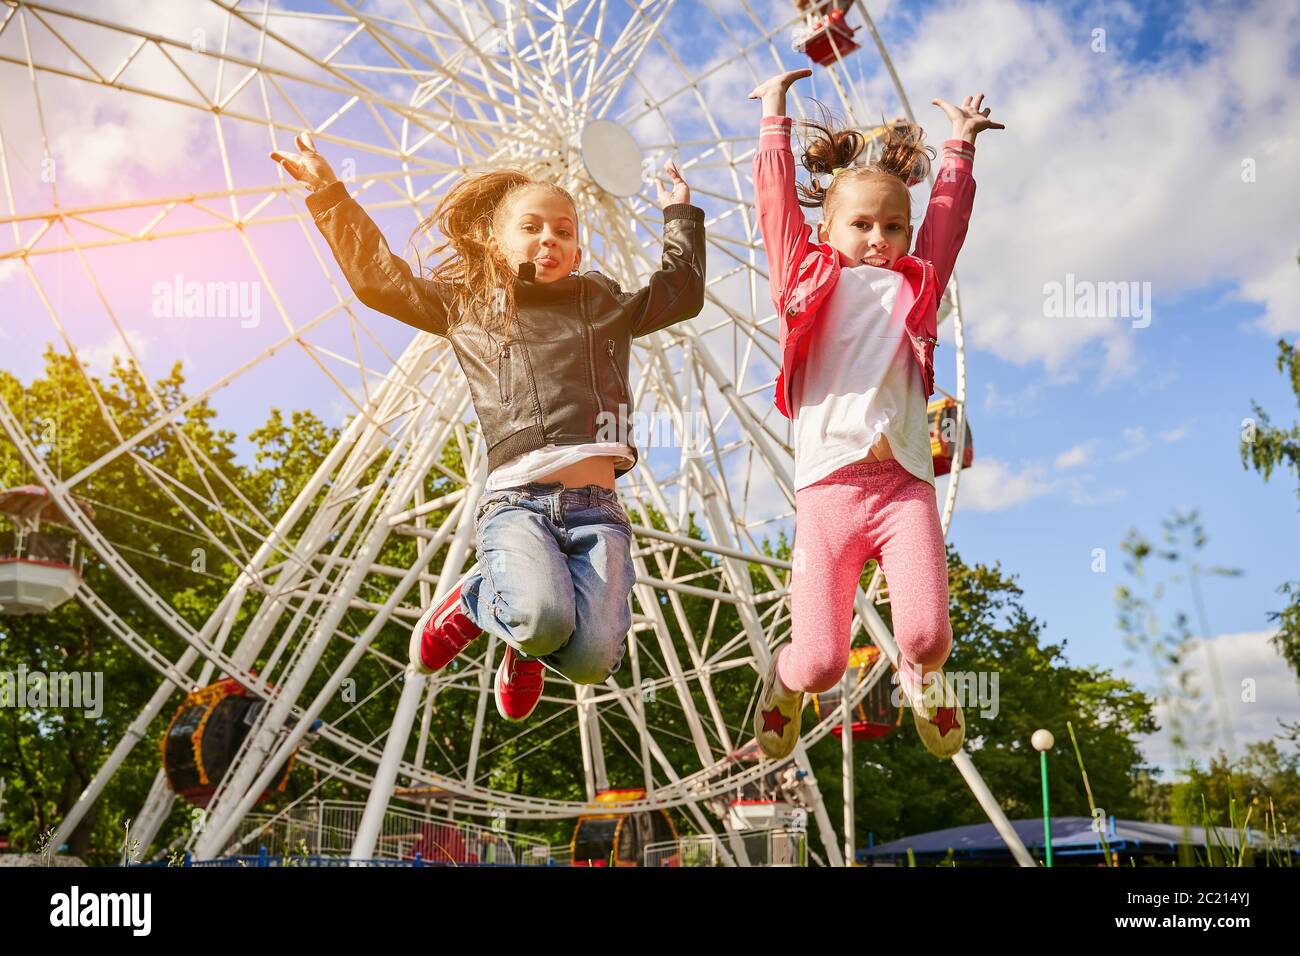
top-left (928, 390), bottom-right (974, 476)
top-left (570, 788), bottom-right (678, 867)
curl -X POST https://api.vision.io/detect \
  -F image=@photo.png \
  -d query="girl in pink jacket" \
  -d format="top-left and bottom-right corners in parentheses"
top-left (748, 69), bottom-right (1003, 761)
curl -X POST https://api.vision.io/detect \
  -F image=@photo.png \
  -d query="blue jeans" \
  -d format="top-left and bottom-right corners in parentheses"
top-left (460, 482), bottom-right (635, 685)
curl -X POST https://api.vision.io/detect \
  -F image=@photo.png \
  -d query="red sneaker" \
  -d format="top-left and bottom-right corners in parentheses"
top-left (494, 644), bottom-right (545, 721)
top-left (408, 574), bottom-right (482, 674)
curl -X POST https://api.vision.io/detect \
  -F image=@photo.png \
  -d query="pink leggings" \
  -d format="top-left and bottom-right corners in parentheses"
top-left (779, 458), bottom-right (953, 694)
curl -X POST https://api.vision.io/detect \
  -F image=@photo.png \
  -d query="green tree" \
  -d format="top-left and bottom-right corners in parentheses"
top-left (0, 348), bottom-right (369, 862)
top-left (1176, 740), bottom-right (1300, 838)
top-left (0, 345), bottom-right (1171, 864)
top-left (1, 348), bottom-right (237, 860)
top-left (1240, 337), bottom-right (1300, 680)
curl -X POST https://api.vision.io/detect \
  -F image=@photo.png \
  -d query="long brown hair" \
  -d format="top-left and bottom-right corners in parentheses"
top-left (408, 169), bottom-right (578, 344)
top-left (793, 100), bottom-right (934, 221)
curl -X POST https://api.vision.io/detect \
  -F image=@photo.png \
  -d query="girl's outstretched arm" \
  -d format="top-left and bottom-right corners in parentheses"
top-left (271, 130), bottom-right (453, 337)
top-left (590, 159), bottom-right (706, 339)
top-left (912, 94), bottom-right (1004, 292)
top-left (749, 69), bottom-right (813, 324)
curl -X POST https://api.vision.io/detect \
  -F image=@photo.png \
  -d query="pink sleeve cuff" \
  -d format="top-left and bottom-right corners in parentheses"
top-left (759, 115), bottom-right (793, 140)
top-left (940, 139), bottom-right (975, 173)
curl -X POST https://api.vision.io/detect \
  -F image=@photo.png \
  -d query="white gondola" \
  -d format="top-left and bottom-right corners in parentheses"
top-left (0, 485), bottom-right (91, 616)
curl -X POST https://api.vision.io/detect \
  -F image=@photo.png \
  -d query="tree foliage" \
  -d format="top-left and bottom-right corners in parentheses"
top-left (1240, 337), bottom-right (1300, 680)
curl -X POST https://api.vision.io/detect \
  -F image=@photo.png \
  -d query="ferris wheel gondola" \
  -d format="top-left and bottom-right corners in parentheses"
top-left (0, 485), bottom-right (92, 616)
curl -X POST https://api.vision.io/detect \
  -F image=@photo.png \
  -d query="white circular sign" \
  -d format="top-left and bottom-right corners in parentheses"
top-left (580, 119), bottom-right (644, 198)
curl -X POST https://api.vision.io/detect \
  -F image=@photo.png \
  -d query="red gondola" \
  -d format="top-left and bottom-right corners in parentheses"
top-left (792, 1), bottom-right (861, 67)
top-left (811, 645), bottom-right (902, 740)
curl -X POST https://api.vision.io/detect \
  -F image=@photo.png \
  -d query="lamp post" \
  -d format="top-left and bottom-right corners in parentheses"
top-left (1031, 729), bottom-right (1054, 867)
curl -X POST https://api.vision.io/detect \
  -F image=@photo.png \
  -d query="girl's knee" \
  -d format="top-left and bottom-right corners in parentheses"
top-left (502, 595), bottom-right (575, 657)
top-left (559, 637), bottom-right (626, 686)
top-left (899, 617), bottom-right (953, 669)
top-left (782, 647), bottom-right (849, 695)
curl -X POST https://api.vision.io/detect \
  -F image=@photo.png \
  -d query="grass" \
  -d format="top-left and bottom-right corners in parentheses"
top-left (1066, 720), bottom-right (1114, 867)
top-left (35, 826), bottom-right (56, 865)
top-left (1188, 793), bottom-right (1295, 867)
top-left (119, 818), bottom-right (142, 867)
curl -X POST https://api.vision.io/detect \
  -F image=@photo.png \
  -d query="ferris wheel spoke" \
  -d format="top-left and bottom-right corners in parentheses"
top-left (618, 9), bottom-right (790, 131)
top-left (580, 0), bottom-right (664, 107)
top-left (419, 0), bottom-right (572, 132)
top-left (568, 0), bottom-right (607, 100)
top-left (584, 5), bottom-right (669, 121)
top-left (465, 705), bottom-right (587, 786)
top-left (18, 237), bottom-right (273, 567)
top-left (8, 2), bottom-right (486, 143)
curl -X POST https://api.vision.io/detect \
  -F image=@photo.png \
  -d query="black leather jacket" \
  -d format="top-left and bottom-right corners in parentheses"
top-left (305, 181), bottom-right (706, 477)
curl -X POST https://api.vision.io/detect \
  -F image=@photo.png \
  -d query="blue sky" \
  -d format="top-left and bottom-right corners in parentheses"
top-left (0, 0), bottom-right (1296, 779)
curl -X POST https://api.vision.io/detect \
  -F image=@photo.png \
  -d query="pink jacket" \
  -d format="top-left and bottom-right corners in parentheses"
top-left (753, 115), bottom-right (976, 418)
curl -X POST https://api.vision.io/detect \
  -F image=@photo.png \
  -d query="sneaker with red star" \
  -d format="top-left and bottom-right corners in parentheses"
top-left (896, 657), bottom-right (965, 758)
top-left (753, 644), bottom-right (806, 760)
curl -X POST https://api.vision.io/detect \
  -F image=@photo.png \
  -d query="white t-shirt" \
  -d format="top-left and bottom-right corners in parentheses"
top-left (486, 442), bottom-right (635, 491)
top-left (791, 263), bottom-right (935, 491)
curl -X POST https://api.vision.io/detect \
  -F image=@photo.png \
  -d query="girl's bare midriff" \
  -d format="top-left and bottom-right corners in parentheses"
top-left (853, 432), bottom-right (895, 464)
top-left (534, 455), bottom-right (618, 490)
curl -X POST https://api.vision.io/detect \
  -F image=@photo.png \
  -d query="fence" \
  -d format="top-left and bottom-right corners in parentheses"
top-left (644, 828), bottom-right (808, 867)
top-left (227, 799), bottom-right (550, 866)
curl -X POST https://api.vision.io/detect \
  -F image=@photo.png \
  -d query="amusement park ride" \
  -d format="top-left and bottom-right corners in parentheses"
top-left (0, 486), bottom-right (90, 615)
top-left (0, 0), bottom-right (1030, 866)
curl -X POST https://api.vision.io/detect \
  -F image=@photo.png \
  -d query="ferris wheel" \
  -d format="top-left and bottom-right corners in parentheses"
top-left (0, 0), bottom-right (1033, 866)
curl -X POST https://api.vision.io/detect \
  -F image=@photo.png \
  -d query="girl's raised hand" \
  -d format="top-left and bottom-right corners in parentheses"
top-left (747, 68), bottom-right (812, 102)
top-left (748, 68), bottom-right (812, 116)
top-left (931, 94), bottom-right (1005, 145)
top-left (655, 158), bottom-right (690, 209)
top-left (269, 130), bottom-right (339, 191)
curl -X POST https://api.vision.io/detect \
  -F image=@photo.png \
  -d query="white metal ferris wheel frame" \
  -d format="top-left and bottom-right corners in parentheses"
top-left (0, 0), bottom-right (1031, 866)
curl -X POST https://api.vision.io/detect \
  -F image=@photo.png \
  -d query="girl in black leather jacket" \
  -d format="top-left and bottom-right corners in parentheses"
top-left (271, 130), bottom-right (706, 721)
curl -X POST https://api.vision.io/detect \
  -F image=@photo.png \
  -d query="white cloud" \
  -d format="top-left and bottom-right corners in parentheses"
top-left (944, 451), bottom-right (1128, 511)
top-left (1241, 255), bottom-right (1300, 336)
top-left (1054, 440), bottom-right (1096, 470)
top-left (982, 381), bottom-right (1040, 417)
top-left (1114, 426), bottom-right (1149, 461)
top-left (1136, 629), bottom-right (1300, 778)
top-left (1061, 474), bottom-right (1128, 507)
top-left (0, 0), bottom-right (356, 204)
top-left (858, 0), bottom-right (1300, 376)
top-left (76, 329), bottom-right (150, 375)
top-left (952, 456), bottom-right (1053, 512)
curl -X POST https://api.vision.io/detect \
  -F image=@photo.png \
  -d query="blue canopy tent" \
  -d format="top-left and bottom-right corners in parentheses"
top-left (857, 816), bottom-right (1299, 866)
